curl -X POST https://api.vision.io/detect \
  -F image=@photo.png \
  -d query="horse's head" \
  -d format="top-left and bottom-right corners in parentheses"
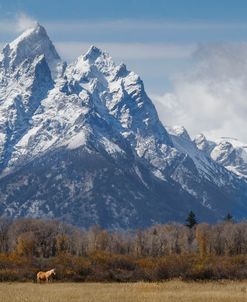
top-left (51, 268), bottom-right (56, 276)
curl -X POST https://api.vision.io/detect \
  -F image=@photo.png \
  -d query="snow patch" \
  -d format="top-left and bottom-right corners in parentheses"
top-left (67, 131), bottom-right (87, 150)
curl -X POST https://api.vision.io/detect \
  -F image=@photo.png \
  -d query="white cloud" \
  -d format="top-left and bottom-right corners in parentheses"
top-left (15, 12), bottom-right (37, 32)
top-left (0, 13), bottom-right (37, 34)
top-left (41, 20), bottom-right (247, 33)
top-left (2, 18), bottom-right (247, 35)
top-left (55, 42), bottom-right (196, 62)
top-left (1, 16), bottom-right (247, 143)
top-left (152, 43), bottom-right (247, 142)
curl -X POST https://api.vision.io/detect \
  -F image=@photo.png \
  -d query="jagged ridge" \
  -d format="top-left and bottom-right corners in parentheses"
top-left (0, 24), bottom-right (247, 228)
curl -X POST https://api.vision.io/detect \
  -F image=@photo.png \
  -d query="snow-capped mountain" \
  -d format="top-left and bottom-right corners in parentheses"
top-left (194, 134), bottom-right (247, 179)
top-left (0, 24), bottom-right (247, 228)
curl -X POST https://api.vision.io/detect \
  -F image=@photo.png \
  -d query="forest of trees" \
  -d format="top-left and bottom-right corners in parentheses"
top-left (0, 215), bottom-right (247, 281)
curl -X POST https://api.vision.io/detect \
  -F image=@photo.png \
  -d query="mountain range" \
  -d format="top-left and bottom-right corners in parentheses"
top-left (0, 24), bottom-right (247, 228)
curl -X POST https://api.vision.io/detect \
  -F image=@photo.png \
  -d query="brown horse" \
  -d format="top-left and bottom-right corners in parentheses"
top-left (37, 268), bottom-right (56, 283)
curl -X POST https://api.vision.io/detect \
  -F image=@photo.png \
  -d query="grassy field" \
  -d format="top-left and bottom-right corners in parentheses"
top-left (0, 281), bottom-right (246, 302)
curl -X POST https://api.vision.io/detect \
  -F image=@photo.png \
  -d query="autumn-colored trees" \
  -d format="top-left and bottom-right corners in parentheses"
top-left (0, 218), bottom-right (247, 281)
top-left (1, 218), bottom-right (247, 258)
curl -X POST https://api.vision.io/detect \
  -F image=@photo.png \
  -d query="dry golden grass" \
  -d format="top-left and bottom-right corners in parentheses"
top-left (0, 280), bottom-right (246, 302)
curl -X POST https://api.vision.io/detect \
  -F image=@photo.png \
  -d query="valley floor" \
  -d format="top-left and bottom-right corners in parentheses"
top-left (0, 281), bottom-right (246, 302)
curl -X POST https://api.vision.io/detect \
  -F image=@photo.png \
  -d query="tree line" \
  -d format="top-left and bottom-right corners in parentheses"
top-left (0, 215), bottom-right (247, 281)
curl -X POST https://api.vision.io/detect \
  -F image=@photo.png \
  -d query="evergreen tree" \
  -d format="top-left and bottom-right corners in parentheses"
top-left (224, 212), bottom-right (233, 222)
top-left (185, 211), bottom-right (197, 228)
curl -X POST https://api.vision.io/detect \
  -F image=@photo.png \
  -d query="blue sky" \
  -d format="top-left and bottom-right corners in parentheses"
top-left (1, 0), bottom-right (247, 140)
top-left (1, 0), bottom-right (247, 22)
top-left (2, 0), bottom-right (247, 92)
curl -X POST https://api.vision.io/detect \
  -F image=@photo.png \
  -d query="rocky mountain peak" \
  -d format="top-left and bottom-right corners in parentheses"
top-left (84, 45), bottom-right (103, 62)
top-left (194, 133), bottom-right (216, 155)
top-left (0, 24), bottom-right (247, 228)
top-left (168, 125), bottom-right (191, 141)
top-left (1, 23), bottom-right (62, 79)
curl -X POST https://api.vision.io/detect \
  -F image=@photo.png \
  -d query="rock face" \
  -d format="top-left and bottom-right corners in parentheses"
top-left (194, 135), bottom-right (247, 179)
top-left (0, 24), bottom-right (247, 228)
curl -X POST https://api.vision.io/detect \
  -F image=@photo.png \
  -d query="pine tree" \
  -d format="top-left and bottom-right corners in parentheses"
top-left (224, 212), bottom-right (233, 222)
top-left (185, 211), bottom-right (197, 228)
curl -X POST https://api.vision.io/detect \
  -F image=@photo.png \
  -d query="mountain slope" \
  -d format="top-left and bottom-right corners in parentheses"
top-left (167, 126), bottom-right (247, 217)
top-left (0, 25), bottom-right (247, 228)
top-left (194, 134), bottom-right (247, 179)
